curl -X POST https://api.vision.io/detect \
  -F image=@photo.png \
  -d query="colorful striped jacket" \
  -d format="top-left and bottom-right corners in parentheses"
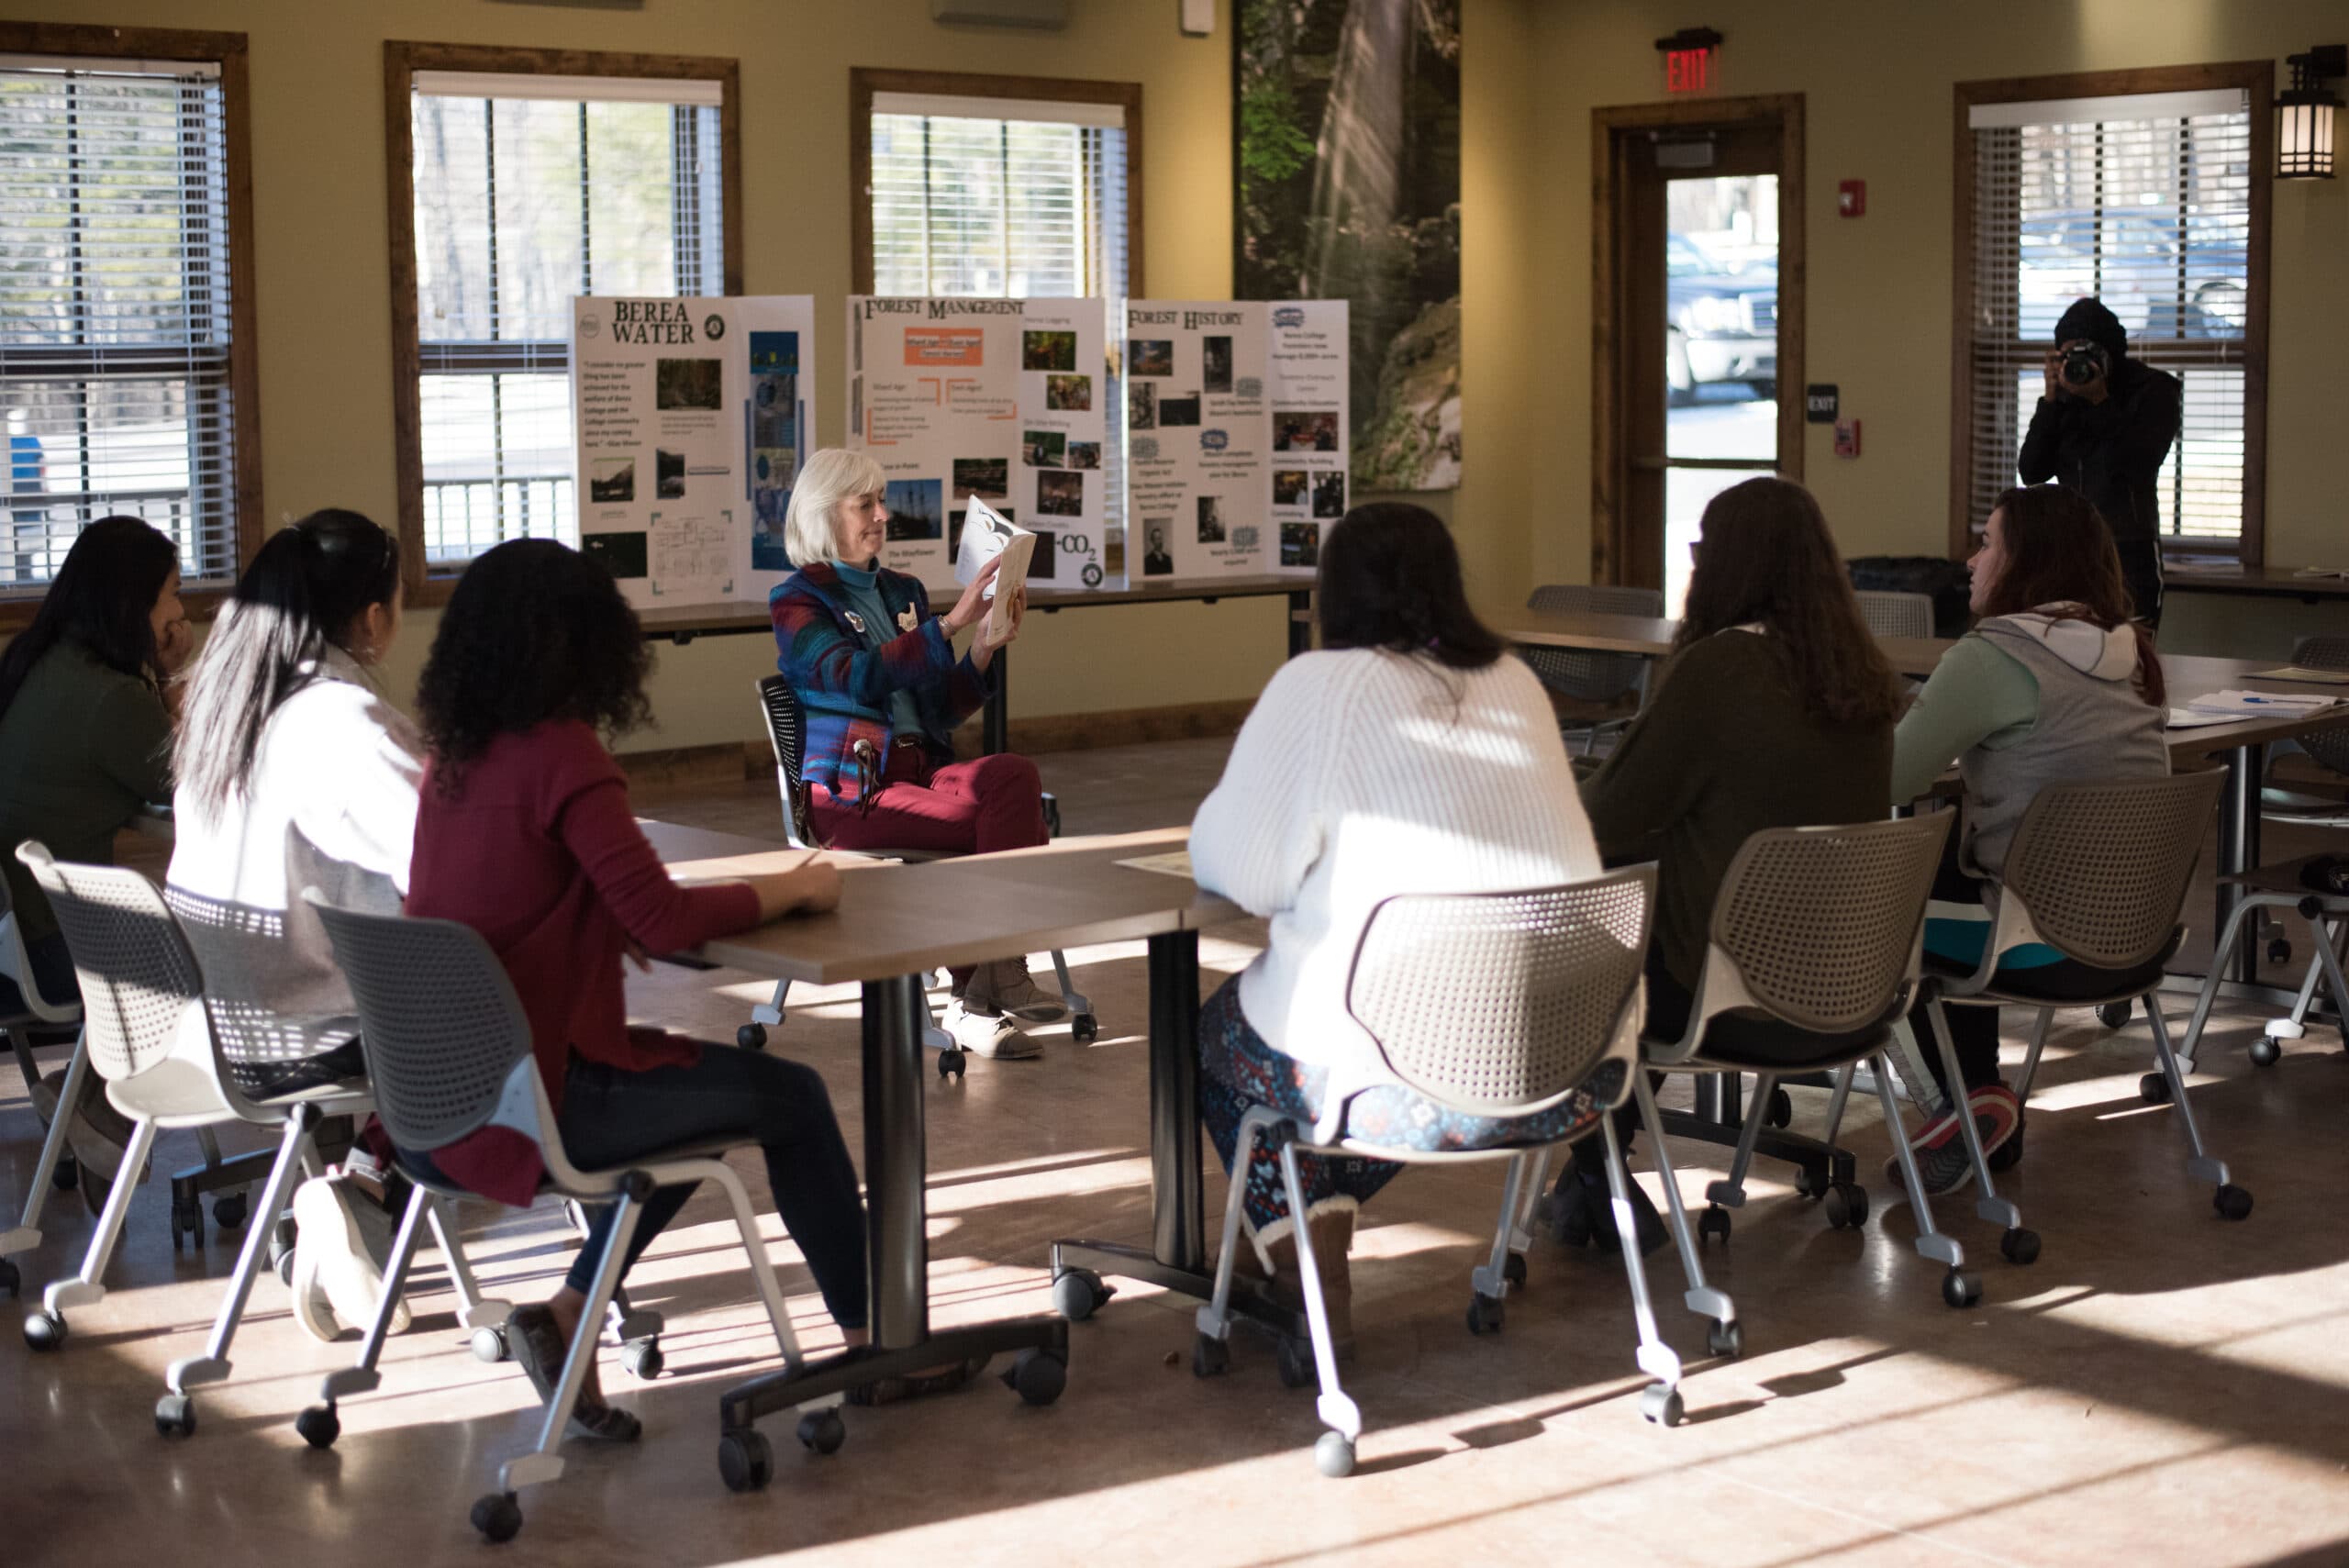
top-left (770, 561), bottom-right (993, 805)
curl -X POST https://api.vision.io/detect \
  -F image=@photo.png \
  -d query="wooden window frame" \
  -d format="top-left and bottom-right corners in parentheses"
top-left (0, 22), bottom-right (262, 629)
top-left (1949, 62), bottom-right (2272, 564)
top-left (849, 68), bottom-right (1144, 297)
top-left (384, 41), bottom-right (742, 607)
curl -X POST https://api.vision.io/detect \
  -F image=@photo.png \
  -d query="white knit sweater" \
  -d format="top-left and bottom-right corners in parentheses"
top-left (1190, 649), bottom-right (1603, 1085)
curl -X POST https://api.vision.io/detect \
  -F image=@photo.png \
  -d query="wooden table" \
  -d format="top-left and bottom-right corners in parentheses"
top-left (2166, 562), bottom-right (2349, 604)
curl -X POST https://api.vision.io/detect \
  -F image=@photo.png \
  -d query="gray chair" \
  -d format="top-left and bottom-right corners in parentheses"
top-left (1853, 589), bottom-right (1936, 640)
top-left (0, 862), bottom-right (84, 1300)
top-left (2226, 633), bottom-right (2349, 986)
top-left (306, 892), bottom-right (826, 1544)
top-left (14, 844), bottom-right (377, 1440)
top-left (1633, 817), bottom-right (1988, 1307)
top-left (1918, 773), bottom-right (2249, 1221)
top-left (1520, 584), bottom-right (1664, 756)
top-left (748, 673), bottom-right (1095, 1064)
top-left (1193, 869), bottom-right (1674, 1475)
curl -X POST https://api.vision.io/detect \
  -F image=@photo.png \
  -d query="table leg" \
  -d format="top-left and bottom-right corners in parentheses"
top-left (2221, 742), bottom-right (2264, 986)
top-left (1286, 589), bottom-right (1312, 658)
top-left (984, 651), bottom-right (1009, 757)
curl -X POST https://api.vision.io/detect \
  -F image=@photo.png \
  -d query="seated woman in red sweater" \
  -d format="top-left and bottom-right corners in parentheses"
top-left (402, 539), bottom-right (888, 1440)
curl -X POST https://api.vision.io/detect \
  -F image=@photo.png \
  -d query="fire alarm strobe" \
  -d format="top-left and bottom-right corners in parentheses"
top-left (1839, 179), bottom-right (1866, 217)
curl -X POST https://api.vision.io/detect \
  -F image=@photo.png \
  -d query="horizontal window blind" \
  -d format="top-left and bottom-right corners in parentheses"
top-left (0, 59), bottom-right (239, 587)
top-left (410, 75), bottom-right (723, 562)
top-left (1968, 92), bottom-right (2253, 550)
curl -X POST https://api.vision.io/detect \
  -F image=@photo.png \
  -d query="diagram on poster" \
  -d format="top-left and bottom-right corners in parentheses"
top-left (571, 295), bottom-right (816, 608)
top-left (1265, 300), bottom-right (1349, 576)
top-left (846, 297), bottom-right (1023, 591)
top-left (1123, 301), bottom-right (1269, 582)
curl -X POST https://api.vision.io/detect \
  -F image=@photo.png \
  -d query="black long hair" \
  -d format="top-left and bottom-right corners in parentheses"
top-left (1316, 503), bottom-right (1504, 671)
top-left (0, 515), bottom-right (179, 726)
top-left (173, 509), bottom-right (403, 817)
top-left (416, 538), bottom-right (652, 793)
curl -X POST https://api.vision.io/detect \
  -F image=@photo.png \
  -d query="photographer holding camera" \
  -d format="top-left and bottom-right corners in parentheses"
top-left (2017, 297), bottom-right (2183, 626)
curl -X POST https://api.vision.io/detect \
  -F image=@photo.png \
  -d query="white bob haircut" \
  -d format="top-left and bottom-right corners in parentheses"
top-left (782, 447), bottom-right (887, 567)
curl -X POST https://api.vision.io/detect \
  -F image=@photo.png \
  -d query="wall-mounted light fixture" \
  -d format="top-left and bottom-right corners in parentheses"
top-left (2277, 45), bottom-right (2345, 180)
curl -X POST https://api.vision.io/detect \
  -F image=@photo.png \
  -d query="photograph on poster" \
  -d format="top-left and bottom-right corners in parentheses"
top-left (1158, 395), bottom-right (1202, 428)
top-left (1064, 440), bottom-right (1100, 470)
top-left (1197, 495), bottom-right (1226, 543)
top-left (1203, 336), bottom-right (1233, 395)
top-left (1233, 524), bottom-right (1261, 553)
top-left (953, 456), bottom-right (1008, 500)
top-left (584, 530), bottom-right (649, 579)
top-left (1045, 373), bottom-right (1092, 411)
top-left (1128, 339), bottom-right (1174, 377)
top-left (1281, 521), bottom-right (1320, 567)
top-left (1273, 468), bottom-right (1308, 506)
top-left (885, 477), bottom-right (943, 539)
top-left (1023, 330), bottom-right (1077, 372)
top-left (1141, 523), bottom-right (1174, 577)
top-left (752, 517), bottom-right (791, 571)
top-left (1275, 409), bottom-right (1341, 451)
top-left (656, 450), bottom-right (686, 499)
top-left (590, 457), bottom-right (635, 503)
top-left (1038, 471), bottom-right (1085, 517)
top-left (750, 331), bottom-right (796, 376)
top-left (1313, 472), bottom-right (1347, 518)
top-left (1023, 430), bottom-right (1066, 468)
top-left (1129, 380), bottom-right (1158, 430)
top-left (655, 358), bottom-right (723, 410)
top-left (1027, 528), bottom-right (1058, 580)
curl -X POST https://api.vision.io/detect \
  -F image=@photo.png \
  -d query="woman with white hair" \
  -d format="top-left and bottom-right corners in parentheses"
top-left (770, 449), bottom-right (1053, 1059)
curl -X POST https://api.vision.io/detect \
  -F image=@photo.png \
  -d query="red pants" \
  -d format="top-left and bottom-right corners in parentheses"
top-left (808, 745), bottom-right (1047, 857)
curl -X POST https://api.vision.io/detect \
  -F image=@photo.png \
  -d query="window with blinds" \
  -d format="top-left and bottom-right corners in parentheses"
top-left (409, 72), bottom-right (724, 562)
top-left (0, 54), bottom-right (241, 587)
top-left (1965, 88), bottom-right (2255, 553)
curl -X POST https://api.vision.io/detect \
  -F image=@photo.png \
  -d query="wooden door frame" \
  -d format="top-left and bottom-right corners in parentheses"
top-left (1591, 95), bottom-right (1805, 588)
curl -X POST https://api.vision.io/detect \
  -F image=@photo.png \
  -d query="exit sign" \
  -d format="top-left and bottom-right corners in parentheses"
top-left (1656, 27), bottom-right (1722, 95)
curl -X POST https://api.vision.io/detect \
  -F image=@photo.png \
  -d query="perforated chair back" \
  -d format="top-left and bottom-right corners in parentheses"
top-left (2288, 634), bottom-right (2349, 776)
top-left (2000, 772), bottom-right (2224, 970)
top-left (17, 842), bottom-right (200, 1084)
top-left (306, 896), bottom-right (534, 1153)
top-left (1345, 868), bottom-right (1653, 1118)
top-left (1853, 589), bottom-right (1935, 640)
top-left (1520, 584), bottom-right (1664, 705)
top-left (1709, 816), bottom-right (1950, 1035)
top-left (0, 843), bottom-right (77, 1024)
top-left (753, 673), bottom-right (818, 849)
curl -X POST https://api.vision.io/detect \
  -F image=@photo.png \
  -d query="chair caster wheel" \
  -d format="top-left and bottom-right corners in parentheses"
top-left (212, 1193), bottom-right (248, 1232)
top-left (2099, 1001), bottom-right (2132, 1029)
top-left (2249, 1037), bottom-right (2282, 1068)
top-left (2138, 1072), bottom-right (2172, 1105)
top-left (1072, 1013), bottom-right (1099, 1045)
top-left (1765, 1087), bottom-right (1793, 1129)
top-left (2266, 936), bottom-right (2292, 965)
top-left (623, 1337), bottom-right (663, 1380)
top-left (172, 1198), bottom-right (203, 1251)
top-left (1503, 1251), bottom-right (1528, 1288)
top-left (471, 1491), bottom-right (523, 1541)
top-left (155, 1393), bottom-right (196, 1438)
top-left (1314, 1429), bottom-right (1356, 1477)
top-left (53, 1154), bottom-right (77, 1192)
top-left (1465, 1291), bottom-right (1504, 1336)
top-left (1942, 1270), bottom-right (1982, 1309)
top-left (1640, 1383), bottom-right (1684, 1427)
top-left (295, 1404), bottom-right (340, 1450)
top-left (2214, 1183), bottom-right (2254, 1221)
top-left (1698, 1206), bottom-right (1731, 1244)
top-left (737, 1023), bottom-right (767, 1051)
top-left (718, 1429), bottom-right (774, 1493)
top-left (23, 1308), bottom-right (64, 1350)
top-left (1274, 1333), bottom-right (1316, 1390)
top-left (1791, 1164), bottom-right (1823, 1199)
top-left (938, 1049), bottom-right (967, 1081)
top-left (1822, 1181), bottom-right (1868, 1230)
top-left (1987, 1116), bottom-right (2027, 1173)
top-left (471, 1326), bottom-right (508, 1363)
top-left (796, 1408), bottom-right (846, 1454)
top-left (1052, 1267), bottom-right (1112, 1322)
top-left (2000, 1227), bottom-right (2042, 1265)
top-left (1003, 1346), bottom-right (1066, 1406)
top-left (1191, 1332), bottom-right (1229, 1378)
top-left (0, 1259), bottom-right (17, 1300)
top-left (1708, 1318), bottom-right (1743, 1359)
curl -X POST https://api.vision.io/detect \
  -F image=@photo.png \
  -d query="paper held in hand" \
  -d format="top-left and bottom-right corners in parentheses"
top-left (953, 495), bottom-right (1036, 642)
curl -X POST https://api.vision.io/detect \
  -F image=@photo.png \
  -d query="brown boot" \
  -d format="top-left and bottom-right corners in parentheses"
top-left (1250, 1208), bottom-right (1356, 1360)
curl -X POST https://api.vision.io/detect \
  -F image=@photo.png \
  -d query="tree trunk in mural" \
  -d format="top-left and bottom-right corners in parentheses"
top-left (1238, 0), bottom-right (1461, 493)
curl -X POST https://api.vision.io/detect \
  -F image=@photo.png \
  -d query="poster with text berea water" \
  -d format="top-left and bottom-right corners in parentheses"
top-left (1015, 299), bottom-right (1116, 592)
top-left (1265, 300), bottom-right (1349, 576)
top-left (1124, 301), bottom-right (1270, 583)
top-left (847, 296), bottom-right (1024, 593)
top-left (571, 295), bottom-right (816, 610)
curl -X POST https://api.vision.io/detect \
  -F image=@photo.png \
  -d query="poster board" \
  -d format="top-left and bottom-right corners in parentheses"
top-left (845, 296), bottom-right (1021, 592)
top-left (1014, 299), bottom-right (1115, 591)
top-left (1123, 301), bottom-right (1270, 584)
top-left (1264, 300), bottom-right (1350, 575)
top-left (570, 295), bottom-right (816, 609)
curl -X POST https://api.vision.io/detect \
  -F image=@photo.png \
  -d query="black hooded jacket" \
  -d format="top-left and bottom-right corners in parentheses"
top-left (2017, 298), bottom-right (2183, 547)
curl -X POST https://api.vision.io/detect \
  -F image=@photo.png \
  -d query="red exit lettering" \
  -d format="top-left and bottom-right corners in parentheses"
top-left (1665, 48), bottom-right (1712, 94)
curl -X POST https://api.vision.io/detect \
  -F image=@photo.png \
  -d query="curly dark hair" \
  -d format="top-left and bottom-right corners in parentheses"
top-left (416, 539), bottom-right (652, 793)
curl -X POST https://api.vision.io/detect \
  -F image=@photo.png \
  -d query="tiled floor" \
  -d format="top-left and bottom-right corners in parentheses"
top-left (7, 739), bottom-right (2349, 1567)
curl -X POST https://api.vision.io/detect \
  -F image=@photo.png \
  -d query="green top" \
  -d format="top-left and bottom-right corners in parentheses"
top-left (830, 559), bottom-right (930, 744)
top-left (0, 640), bottom-right (172, 942)
top-left (1580, 629), bottom-right (1894, 992)
top-left (1888, 633), bottom-right (2040, 806)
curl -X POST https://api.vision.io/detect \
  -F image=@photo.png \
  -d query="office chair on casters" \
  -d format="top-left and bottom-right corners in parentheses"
top-left (0, 867), bottom-right (85, 1300)
top-left (1519, 584), bottom-right (1663, 757)
top-left (747, 673), bottom-right (1095, 1073)
top-left (1192, 869), bottom-right (1691, 1474)
top-left (307, 892), bottom-right (832, 1544)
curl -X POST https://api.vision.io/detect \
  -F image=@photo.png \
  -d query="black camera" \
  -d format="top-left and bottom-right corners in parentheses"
top-left (2060, 343), bottom-right (2109, 388)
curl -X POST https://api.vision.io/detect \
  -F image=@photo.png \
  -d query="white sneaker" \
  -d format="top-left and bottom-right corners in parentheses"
top-left (942, 998), bottom-right (1042, 1060)
top-left (291, 1175), bottom-right (408, 1340)
top-left (965, 958), bottom-right (1071, 1025)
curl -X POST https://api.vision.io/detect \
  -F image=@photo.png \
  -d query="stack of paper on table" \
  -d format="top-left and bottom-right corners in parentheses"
top-left (2184, 689), bottom-right (2345, 718)
top-left (2249, 665), bottom-right (2349, 684)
